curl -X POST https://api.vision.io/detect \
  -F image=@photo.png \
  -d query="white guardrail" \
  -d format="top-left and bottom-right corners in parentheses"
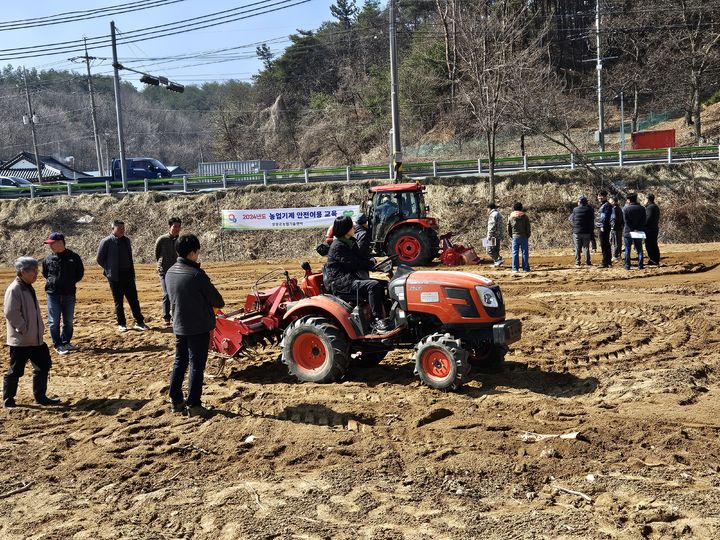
top-left (1, 145), bottom-right (719, 199)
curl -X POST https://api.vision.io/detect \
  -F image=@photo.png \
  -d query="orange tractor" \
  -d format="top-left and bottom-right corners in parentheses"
top-left (365, 182), bottom-right (440, 266)
top-left (211, 260), bottom-right (521, 391)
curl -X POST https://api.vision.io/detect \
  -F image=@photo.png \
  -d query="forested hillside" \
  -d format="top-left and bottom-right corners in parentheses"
top-left (1, 0), bottom-right (718, 173)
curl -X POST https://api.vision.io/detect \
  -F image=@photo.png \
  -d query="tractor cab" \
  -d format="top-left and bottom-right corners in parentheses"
top-left (365, 182), bottom-right (440, 266)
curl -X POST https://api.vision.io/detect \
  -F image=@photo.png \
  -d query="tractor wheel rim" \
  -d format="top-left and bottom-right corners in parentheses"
top-left (396, 235), bottom-right (422, 262)
top-left (421, 347), bottom-right (452, 381)
top-left (292, 333), bottom-right (327, 371)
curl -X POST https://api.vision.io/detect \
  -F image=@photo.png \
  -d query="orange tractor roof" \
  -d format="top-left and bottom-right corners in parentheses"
top-left (369, 182), bottom-right (425, 193)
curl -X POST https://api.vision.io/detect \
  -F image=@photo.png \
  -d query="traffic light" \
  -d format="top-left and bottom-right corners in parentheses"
top-left (167, 82), bottom-right (185, 93)
top-left (140, 74), bottom-right (160, 86)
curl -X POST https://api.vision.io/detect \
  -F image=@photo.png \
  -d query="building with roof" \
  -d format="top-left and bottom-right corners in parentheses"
top-left (0, 152), bottom-right (93, 182)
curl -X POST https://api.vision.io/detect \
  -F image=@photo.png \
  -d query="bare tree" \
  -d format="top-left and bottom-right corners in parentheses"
top-left (455, 0), bottom-right (551, 202)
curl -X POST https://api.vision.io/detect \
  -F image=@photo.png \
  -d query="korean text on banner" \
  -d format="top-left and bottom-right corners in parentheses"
top-left (222, 205), bottom-right (361, 231)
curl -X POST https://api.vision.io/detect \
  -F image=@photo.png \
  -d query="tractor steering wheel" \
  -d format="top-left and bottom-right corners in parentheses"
top-left (371, 257), bottom-right (394, 274)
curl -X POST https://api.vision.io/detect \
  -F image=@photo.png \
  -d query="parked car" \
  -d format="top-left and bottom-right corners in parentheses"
top-left (111, 158), bottom-right (172, 181)
top-left (0, 176), bottom-right (33, 189)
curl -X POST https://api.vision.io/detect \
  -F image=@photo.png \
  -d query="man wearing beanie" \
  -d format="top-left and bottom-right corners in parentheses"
top-left (325, 215), bottom-right (392, 332)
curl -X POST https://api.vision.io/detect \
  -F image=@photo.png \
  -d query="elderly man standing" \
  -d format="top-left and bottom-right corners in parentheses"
top-left (154, 217), bottom-right (182, 326)
top-left (3, 257), bottom-right (61, 408)
top-left (97, 220), bottom-right (149, 332)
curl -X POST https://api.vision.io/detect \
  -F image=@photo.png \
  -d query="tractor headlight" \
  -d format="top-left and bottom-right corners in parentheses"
top-left (475, 286), bottom-right (499, 308)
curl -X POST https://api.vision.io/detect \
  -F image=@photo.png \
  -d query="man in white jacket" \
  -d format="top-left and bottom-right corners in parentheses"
top-left (3, 257), bottom-right (61, 408)
top-left (486, 203), bottom-right (504, 266)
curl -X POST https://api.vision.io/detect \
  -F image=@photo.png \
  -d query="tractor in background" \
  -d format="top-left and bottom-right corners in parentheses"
top-left (364, 182), bottom-right (440, 266)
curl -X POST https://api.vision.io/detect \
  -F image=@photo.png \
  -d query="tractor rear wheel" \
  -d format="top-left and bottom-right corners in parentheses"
top-left (414, 333), bottom-right (470, 391)
top-left (281, 316), bottom-right (350, 383)
top-left (387, 226), bottom-right (439, 266)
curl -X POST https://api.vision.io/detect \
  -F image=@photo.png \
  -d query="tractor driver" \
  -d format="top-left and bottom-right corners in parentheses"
top-left (374, 194), bottom-right (399, 245)
top-left (326, 216), bottom-right (393, 333)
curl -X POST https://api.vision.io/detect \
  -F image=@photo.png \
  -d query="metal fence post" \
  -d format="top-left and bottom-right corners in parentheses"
top-left (304, 169), bottom-right (309, 183)
top-left (570, 153), bottom-right (575, 169)
top-left (477, 159), bottom-right (482, 175)
top-left (667, 147), bottom-right (673, 164)
top-left (388, 163), bottom-right (393, 181)
top-left (346, 166), bottom-right (351, 182)
top-left (222, 173), bottom-right (227, 189)
top-left (432, 160), bottom-right (437, 177)
top-left (618, 150), bottom-right (624, 167)
top-left (105, 179), bottom-right (111, 195)
top-left (717, 144), bottom-right (720, 161)
top-left (523, 154), bottom-right (528, 171)
top-left (263, 171), bottom-right (267, 186)
top-left (30, 184), bottom-right (35, 199)
top-left (67, 183), bottom-right (72, 196)
top-left (144, 178), bottom-right (149, 192)
top-left (182, 175), bottom-right (188, 192)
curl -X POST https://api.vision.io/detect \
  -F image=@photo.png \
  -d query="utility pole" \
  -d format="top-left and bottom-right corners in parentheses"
top-left (389, 0), bottom-right (402, 182)
top-left (22, 68), bottom-right (44, 184)
top-left (80, 38), bottom-right (103, 175)
top-left (595, 0), bottom-right (605, 151)
top-left (110, 21), bottom-right (129, 191)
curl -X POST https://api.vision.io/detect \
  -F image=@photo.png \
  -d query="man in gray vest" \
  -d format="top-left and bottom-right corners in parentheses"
top-left (165, 234), bottom-right (225, 417)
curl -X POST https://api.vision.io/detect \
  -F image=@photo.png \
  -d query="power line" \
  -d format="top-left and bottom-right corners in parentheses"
top-left (0, 0), bottom-right (312, 61)
top-left (0, 0), bottom-right (188, 31)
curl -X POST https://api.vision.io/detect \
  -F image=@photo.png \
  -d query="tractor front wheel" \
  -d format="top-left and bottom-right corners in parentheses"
top-left (387, 226), bottom-right (438, 266)
top-left (281, 316), bottom-right (350, 383)
top-left (414, 333), bottom-right (470, 391)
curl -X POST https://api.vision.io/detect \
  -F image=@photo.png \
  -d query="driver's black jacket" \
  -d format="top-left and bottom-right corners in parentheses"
top-left (326, 237), bottom-right (375, 295)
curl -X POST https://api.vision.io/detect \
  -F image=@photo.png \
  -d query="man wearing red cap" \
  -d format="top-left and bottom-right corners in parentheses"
top-left (41, 232), bottom-right (84, 354)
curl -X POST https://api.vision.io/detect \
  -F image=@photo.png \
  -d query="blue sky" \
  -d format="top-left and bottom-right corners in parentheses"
top-left (0, 0), bottom-right (339, 86)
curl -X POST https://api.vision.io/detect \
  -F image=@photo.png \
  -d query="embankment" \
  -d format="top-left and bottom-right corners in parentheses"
top-left (0, 161), bottom-right (717, 265)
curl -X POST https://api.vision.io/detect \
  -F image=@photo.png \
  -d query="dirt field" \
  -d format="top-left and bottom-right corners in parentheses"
top-left (1, 244), bottom-right (720, 539)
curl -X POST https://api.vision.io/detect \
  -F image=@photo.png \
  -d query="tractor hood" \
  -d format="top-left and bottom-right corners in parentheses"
top-left (405, 271), bottom-right (495, 288)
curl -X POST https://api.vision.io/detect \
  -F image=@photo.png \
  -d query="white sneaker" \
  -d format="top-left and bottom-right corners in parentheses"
top-left (63, 343), bottom-right (79, 351)
top-left (118, 325), bottom-right (128, 332)
top-left (493, 259), bottom-right (503, 267)
top-left (133, 323), bottom-right (150, 331)
top-left (54, 345), bottom-right (68, 355)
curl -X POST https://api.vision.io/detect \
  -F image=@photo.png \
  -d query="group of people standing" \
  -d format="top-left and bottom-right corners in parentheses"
top-left (486, 191), bottom-right (661, 271)
top-left (3, 218), bottom-right (224, 417)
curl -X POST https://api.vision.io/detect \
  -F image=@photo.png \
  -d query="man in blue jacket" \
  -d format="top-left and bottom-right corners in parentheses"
top-left (569, 195), bottom-right (595, 268)
top-left (595, 191), bottom-right (613, 268)
top-left (165, 234), bottom-right (225, 417)
top-left (622, 193), bottom-right (647, 270)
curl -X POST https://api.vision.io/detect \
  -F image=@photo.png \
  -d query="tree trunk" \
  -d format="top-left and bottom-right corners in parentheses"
top-left (693, 72), bottom-right (702, 141)
top-left (632, 87), bottom-right (640, 133)
top-left (486, 130), bottom-right (495, 204)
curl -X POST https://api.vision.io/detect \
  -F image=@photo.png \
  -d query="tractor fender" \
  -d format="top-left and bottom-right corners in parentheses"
top-left (387, 218), bottom-right (439, 236)
top-left (284, 296), bottom-right (362, 340)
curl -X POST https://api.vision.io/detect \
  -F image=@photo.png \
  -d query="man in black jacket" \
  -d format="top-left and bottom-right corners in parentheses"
top-left (326, 216), bottom-right (391, 332)
top-left (622, 193), bottom-right (646, 270)
top-left (569, 195), bottom-right (595, 267)
top-left (645, 193), bottom-right (661, 266)
top-left (609, 195), bottom-right (624, 261)
top-left (96, 220), bottom-right (148, 332)
top-left (595, 190), bottom-right (613, 268)
top-left (165, 234), bottom-right (225, 417)
top-left (42, 232), bottom-right (84, 354)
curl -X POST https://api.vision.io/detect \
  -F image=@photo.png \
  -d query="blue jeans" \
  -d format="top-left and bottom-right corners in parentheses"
top-left (159, 273), bottom-right (171, 321)
top-left (511, 236), bottom-right (530, 271)
top-left (46, 293), bottom-right (76, 347)
top-left (624, 236), bottom-right (644, 269)
top-left (169, 332), bottom-right (210, 407)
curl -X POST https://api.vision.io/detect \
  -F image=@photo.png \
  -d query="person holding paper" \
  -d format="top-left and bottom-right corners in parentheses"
top-left (622, 193), bottom-right (646, 270)
top-left (486, 203), bottom-right (504, 267)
